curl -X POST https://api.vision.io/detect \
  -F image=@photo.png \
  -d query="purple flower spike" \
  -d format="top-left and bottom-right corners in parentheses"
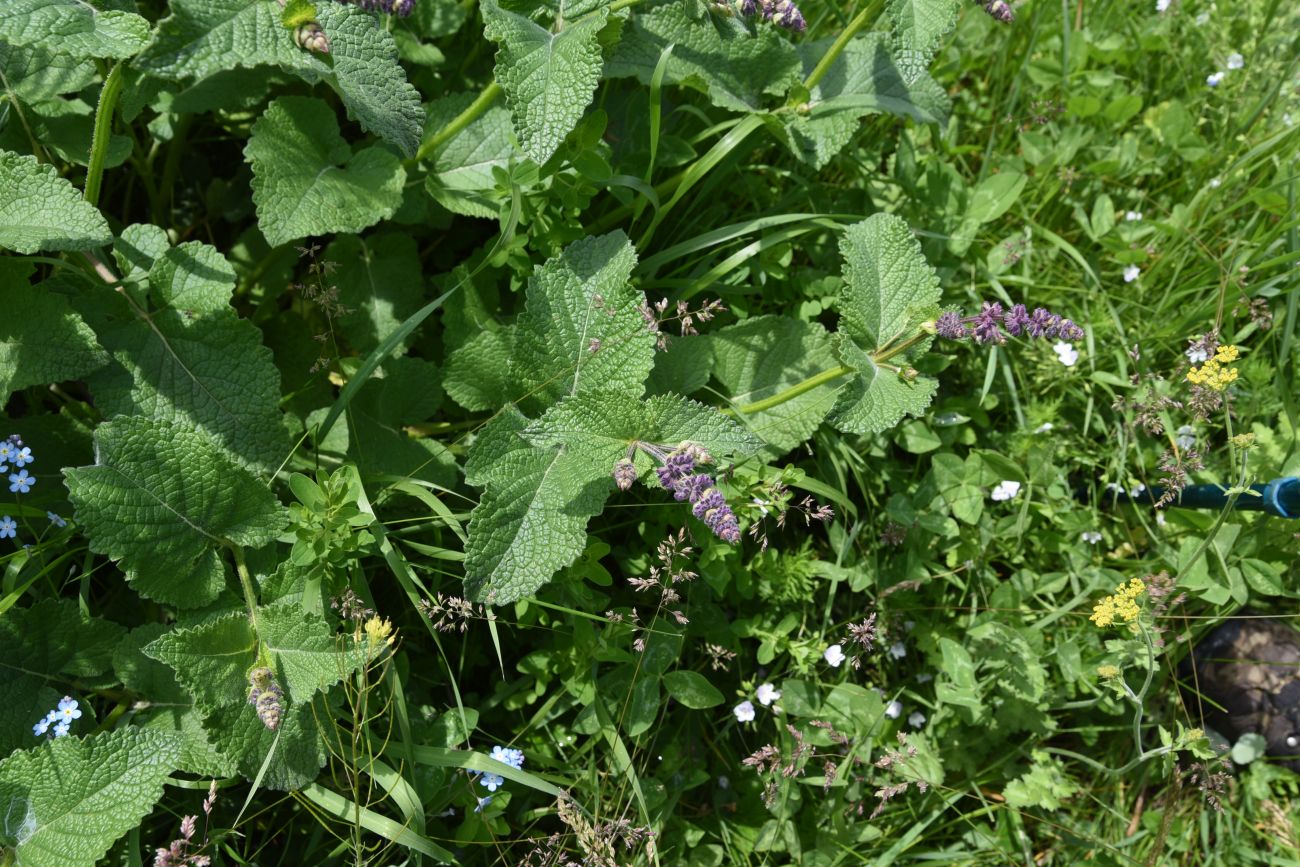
top-left (1003, 303), bottom-right (1031, 336)
top-left (983, 0), bottom-right (1015, 22)
top-left (1056, 318), bottom-right (1085, 341)
top-left (971, 302), bottom-right (1005, 345)
top-left (1026, 307), bottom-right (1056, 338)
top-left (775, 0), bottom-right (806, 30)
top-left (613, 459), bottom-right (637, 491)
top-left (740, 0), bottom-right (757, 14)
top-left (935, 311), bottom-right (968, 340)
top-left (656, 451), bottom-right (695, 490)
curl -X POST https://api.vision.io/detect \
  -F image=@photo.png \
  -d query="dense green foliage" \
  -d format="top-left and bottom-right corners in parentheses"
top-left (1, 0), bottom-right (1298, 864)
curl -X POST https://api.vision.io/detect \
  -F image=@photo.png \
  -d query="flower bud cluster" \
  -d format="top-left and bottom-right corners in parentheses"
top-left (248, 666), bottom-right (285, 731)
top-left (934, 302), bottom-right (1084, 345)
top-left (981, 0), bottom-right (1014, 22)
top-left (739, 0), bottom-right (806, 32)
top-left (653, 445), bottom-right (741, 543)
top-left (344, 0), bottom-right (414, 16)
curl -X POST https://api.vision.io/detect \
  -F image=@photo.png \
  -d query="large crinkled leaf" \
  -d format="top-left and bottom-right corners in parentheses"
top-left (481, 0), bottom-right (608, 164)
top-left (885, 0), bottom-right (963, 65)
top-left (137, 0), bottom-right (423, 155)
top-left (63, 417), bottom-right (289, 608)
top-left (831, 335), bottom-right (936, 434)
top-left (829, 214), bottom-right (941, 435)
top-left (246, 96), bottom-right (406, 247)
top-left (77, 287), bottom-right (288, 473)
top-left (0, 0), bottom-right (150, 59)
top-left (0, 598), bottom-right (126, 682)
top-left (770, 34), bottom-right (950, 169)
top-left (147, 240), bottom-right (238, 315)
top-left (711, 316), bottom-right (837, 454)
top-left (462, 405), bottom-right (532, 487)
top-left (607, 0), bottom-right (801, 113)
top-left (511, 231), bottom-right (655, 410)
top-left (0, 41), bottom-right (96, 102)
top-left (0, 282), bottom-right (108, 401)
top-left (326, 234), bottom-right (425, 353)
top-left (837, 212), bottom-right (941, 349)
top-left (0, 728), bottom-right (180, 867)
top-left (0, 150), bottom-right (111, 253)
top-left (423, 91), bottom-right (517, 219)
top-left (445, 327), bottom-right (516, 411)
top-left (143, 613), bottom-right (257, 711)
top-left (203, 699), bottom-right (326, 790)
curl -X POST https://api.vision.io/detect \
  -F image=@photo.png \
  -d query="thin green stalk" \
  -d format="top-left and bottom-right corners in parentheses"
top-left (413, 81), bottom-right (502, 163)
top-left (231, 545), bottom-right (261, 633)
top-left (802, 0), bottom-right (882, 91)
top-left (84, 63), bottom-right (125, 208)
top-left (724, 364), bottom-right (853, 416)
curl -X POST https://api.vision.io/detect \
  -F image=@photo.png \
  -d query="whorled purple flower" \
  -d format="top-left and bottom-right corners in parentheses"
top-left (613, 458), bottom-right (637, 491)
top-left (934, 311), bottom-right (968, 340)
top-left (971, 302), bottom-right (1005, 345)
top-left (744, 0), bottom-right (806, 32)
top-left (655, 451), bottom-right (696, 490)
top-left (938, 303), bottom-right (1085, 345)
top-left (648, 446), bottom-right (740, 544)
top-left (982, 0), bottom-right (1015, 22)
top-left (740, 0), bottom-right (757, 14)
top-left (248, 666), bottom-right (284, 731)
top-left (1003, 303), bottom-right (1031, 337)
top-left (344, 0), bottom-right (414, 16)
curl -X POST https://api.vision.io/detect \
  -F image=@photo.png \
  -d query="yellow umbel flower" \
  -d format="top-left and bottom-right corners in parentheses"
top-left (1214, 344), bottom-right (1239, 363)
top-left (1097, 664), bottom-right (1121, 679)
top-left (1186, 345), bottom-right (1241, 392)
top-left (364, 615), bottom-right (395, 648)
top-left (1089, 578), bottom-right (1146, 628)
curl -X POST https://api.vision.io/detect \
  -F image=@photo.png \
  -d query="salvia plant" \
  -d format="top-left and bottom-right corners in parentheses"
top-left (1, 0), bottom-right (1297, 863)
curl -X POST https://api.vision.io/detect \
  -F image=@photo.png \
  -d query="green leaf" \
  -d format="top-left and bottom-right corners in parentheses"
top-left (0, 728), bottom-right (180, 867)
top-left (423, 91), bottom-right (517, 219)
top-left (773, 34), bottom-right (950, 168)
top-left (511, 231), bottom-right (655, 409)
top-left (934, 636), bottom-right (984, 718)
top-left (481, 0), bottom-right (608, 164)
top-left (326, 234), bottom-right (425, 354)
top-left (64, 417), bottom-right (290, 608)
top-left (662, 670), bottom-right (724, 709)
top-left (1002, 751), bottom-right (1079, 809)
top-left (246, 96), bottom-right (406, 247)
top-left (462, 405), bottom-right (532, 487)
top-left (146, 240), bottom-right (238, 315)
top-left (203, 699), bottom-right (326, 790)
top-left (0, 599), bottom-right (125, 681)
top-left (0, 0), bottom-right (151, 59)
top-left (0, 150), bottom-right (111, 253)
top-left (885, 0), bottom-right (962, 65)
top-left (144, 613), bottom-right (257, 711)
top-left (0, 282), bottom-right (108, 401)
top-left (711, 316), bottom-right (837, 454)
top-left (77, 280), bottom-right (289, 473)
top-left (444, 327), bottom-right (516, 411)
top-left (138, 0), bottom-right (423, 155)
top-left (0, 41), bottom-right (96, 102)
top-left (608, 0), bottom-right (801, 112)
top-left (830, 214), bottom-right (941, 435)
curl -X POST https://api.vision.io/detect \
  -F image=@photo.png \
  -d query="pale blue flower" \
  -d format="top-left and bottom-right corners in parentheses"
top-left (32, 716), bottom-right (50, 737)
top-left (755, 683), bottom-right (781, 706)
top-left (888, 642), bottom-right (907, 660)
top-left (11, 447), bottom-right (32, 468)
top-left (1123, 265), bottom-right (1140, 283)
top-left (1081, 531), bottom-right (1103, 545)
top-left (908, 711), bottom-right (926, 728)
top-left (47, 512), bottom-right (66, 528)
top-left (53, 721), bottom-right (70, 738)
top-left (823, 644), bottom-right (845, 667)
top-left (1206, 72), bottom-right (1224, 87)
top-left (57, 697), bottom-right (81, 722)
top-left (490, 745), bottom-right (524, 770)
top-left (1226, 53), bottom-right (1243, 70)
top-left (990, 480), bottom-right (1020, 502)
top-left (480, 773), bottom-right (504, 792)
top-left (9, 470), bottom-right (34, 494)
top-left (885, 700), bottom-right (903, 719)
top-left (0, 442), bottom-right (13, 468)
top-left (0, 516), bottom-right (15, 539)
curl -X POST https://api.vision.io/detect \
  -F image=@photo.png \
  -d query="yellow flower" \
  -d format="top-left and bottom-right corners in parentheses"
top-left (1229, 432), bottom-right (1256, 450)
top-left (1089, 578), bottom-right (1145, 628)
top-left (364, 615), bottom-right (395, 648)
top-left (1097, 664), bottom-right (1121, 679)
top-left (1214, 344), bottom-right (1239, 363)
top-left (1187, 345), bottom-right (1241, 392)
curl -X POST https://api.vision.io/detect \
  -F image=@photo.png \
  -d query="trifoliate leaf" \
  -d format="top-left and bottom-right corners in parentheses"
top-left (0, 282), bottom-right (108, 401)
top-left (772, 35), bottom-right (950, 169)
top-left (247, 96), bottom-right (406, 247)
top-left (0, 728), bottom-right (180, 867)
top-left (481, 0), bottom-right (608, 165)
top-left (64, 417), bottom-right (290, 608)
top-left (0, 0), bottom-right (151, 59)
top-left (829, 214), bottom-right (940, 435)
top-left (78, 288), bottom-right (288, 473)
top-left (423, 91), bottom-right (517, 219)
top-left (0, 41), bottom-right (96, 102)
top-left (0, 150), bottom-right (111, 253)
top-left (147, 240), bottom-right (238, 315)
top-left (326, 234), bottom-right (425, 353)
top-left (463, 444), bottom-right (612, 605)
top-left (203, 699), bottom-right (325, 791)
top-left (607, 0), bottom-right (801, 113)
top-left (445, 327), bottom-right (516, 411)
top-left (511, 231), bottom-right (655, 410)
top-left (138, 0), bottom-right (423, 155)
top-left (711, 316), bottom-right (837, 454)
top-left (885, 0), bottom-right (963, 65)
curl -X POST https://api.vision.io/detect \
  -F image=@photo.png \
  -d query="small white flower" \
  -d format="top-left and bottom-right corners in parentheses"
top-left (1206, 72), bottom-right (1224, 87)
top-left (733, 700), bottom-right (756, 723)
top-left (1155, 0), bottom-right (1170, 11)
top-left (885, 700), bottom-right (903, 719)
top-left (1130, 483), bottom-right (1147, 497)
top-left (1209, 177), bottom-right (1221, 188)
top-left (750, 497), bottom-right (770, 517)
top-left (916, 673), bottom-right (933, 684)
top-left (1284, 113), bottom-right (1294, 127)
top-left (1156, 511), bottom-right (1167, 527)
top-left (1186, 346), bottom-right (1210, 364)
top-left (1226, 53), bottom-right (1243, 70)
top-left (1195, 11), bottom-right (1209, 24)
top-left (1105, 482), bottom-right (1124, 495)
top-left (475, 796), bottom-right (492, 813)
top-left (990, 480), bottom-right (1021, 502)
top-left (908, 712), bottom-right (927, 729)
top-left (1123, 265), bottom-right (1141, 283)
top-left (888, 641), bottom-right (907, 660)
top-left (823, 644), bottom-right (845, 667)
top-left (717, 775), bottom-right (730, 789)
top-left (1124, 210), bottom-right (1143, 222)
top-left (1081, 531), bottom-right (1103, 545)
top-left (1033, 422), bottom-right (1054, 434)
top-left (755, 683), bottom-right (781, 706)
top-left (1053, 341), bottom-right (1079, 367)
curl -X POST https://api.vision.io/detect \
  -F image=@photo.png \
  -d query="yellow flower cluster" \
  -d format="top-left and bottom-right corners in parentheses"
top-left (364, 615), bottom-right (395, 648)
top-left (1186, 345), bottom-right (1240, 392)
top-left (1089, 578), bottom-right (1145, 628)
top-left (1096, 664), bottom-right (1121, 679)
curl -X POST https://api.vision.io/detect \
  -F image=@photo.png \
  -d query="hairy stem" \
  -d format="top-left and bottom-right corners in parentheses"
top-left (725, 365), bottom-right (853, 416)
top-left (232, 545), bottom-right (260, 633)
top-left (803, 0), bottom-right (884, 91)
top-left (84, 63), bottom-right (125, 208)
top-left (415, 81), bottom-right (503, 163)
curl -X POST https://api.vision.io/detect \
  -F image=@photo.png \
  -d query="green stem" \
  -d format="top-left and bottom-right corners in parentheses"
top-left (802, 0), bottom-right (883, 91)
top-left (724, 364), bottom-right (853, 416)
top-left (413, 81), bottom-right (503, 163)
top-left (231, 545), bottom-right (261, 633)
top-left (84, 63), bottom-right (125, 208)
top-left (873, 329), bottom-right (930, 364)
